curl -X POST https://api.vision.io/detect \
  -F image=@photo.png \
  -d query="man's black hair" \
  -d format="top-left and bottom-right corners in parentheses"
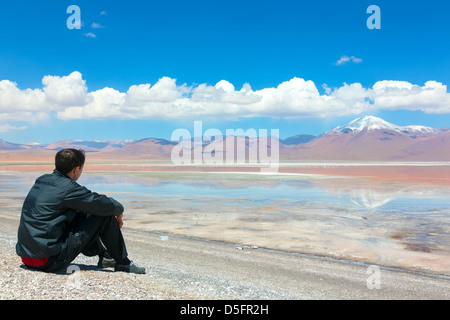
top-left (55, 149), bottom-right (86, 174)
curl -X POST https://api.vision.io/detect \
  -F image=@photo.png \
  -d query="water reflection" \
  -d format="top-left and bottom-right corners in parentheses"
top-left (312, 178), bottom-right (450, 211)
top-left (1, 170), bottom-right (449, 275)
top-left (81, 171), bottom-right (450, 213)
top-left (82, 171), bottom-right (450, 275)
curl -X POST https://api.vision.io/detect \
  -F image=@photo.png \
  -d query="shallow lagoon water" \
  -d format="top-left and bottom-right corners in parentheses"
top-left (1, 169), bottom-right (449, 275)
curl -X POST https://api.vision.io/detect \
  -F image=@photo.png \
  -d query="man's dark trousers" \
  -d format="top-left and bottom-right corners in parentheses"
top-left (30, 213), bottom-right (130, 273)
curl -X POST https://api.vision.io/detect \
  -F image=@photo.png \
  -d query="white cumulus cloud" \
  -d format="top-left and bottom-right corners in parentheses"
top-left (1, 72), bottom-right (450, 123)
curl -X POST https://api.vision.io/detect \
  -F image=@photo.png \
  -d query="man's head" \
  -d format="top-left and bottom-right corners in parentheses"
top-left (55, 149), bottom-right (85, 181)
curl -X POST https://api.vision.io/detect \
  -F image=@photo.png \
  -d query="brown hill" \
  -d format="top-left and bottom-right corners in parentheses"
top-left (1, 116), bottom-right (449, 162)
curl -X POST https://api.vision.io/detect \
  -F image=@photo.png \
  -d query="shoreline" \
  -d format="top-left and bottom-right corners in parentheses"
top-left (1, 164), bottom-right (450, 278)
top-left (1, 214), bottom-right (449, 300)
top-left (144, 229), bottom-right (450, 281)
top-left (1, 160), bottom-right (450, 184)
top-left (1, 162), bottom-right (449, 300)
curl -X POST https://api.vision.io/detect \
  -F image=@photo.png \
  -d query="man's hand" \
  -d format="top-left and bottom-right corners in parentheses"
top-left (115, 214), bottom-right (124, 229)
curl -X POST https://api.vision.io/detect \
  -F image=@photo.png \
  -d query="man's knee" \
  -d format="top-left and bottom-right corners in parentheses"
top-left (97, 215), bottom-right (120, 234)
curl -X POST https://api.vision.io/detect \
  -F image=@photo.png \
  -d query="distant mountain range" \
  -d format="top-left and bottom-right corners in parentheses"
top-left (0, 138), bottom-right (135, 152)
top-left (1, 116), bottom-right (449, 161)
top-left (299, 116), bottom-right (450, 161)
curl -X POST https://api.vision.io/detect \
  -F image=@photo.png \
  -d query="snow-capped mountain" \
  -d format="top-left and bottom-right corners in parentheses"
top-left (326, 115), bottom-right (440, 135)
top-left (1, 116), bottom-right (449, 161)
top-left (293, 116), bottom-right (450, 161)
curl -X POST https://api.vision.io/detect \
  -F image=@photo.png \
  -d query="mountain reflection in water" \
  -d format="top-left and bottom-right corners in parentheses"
top-left (1, 170), bottom-right (449, 275)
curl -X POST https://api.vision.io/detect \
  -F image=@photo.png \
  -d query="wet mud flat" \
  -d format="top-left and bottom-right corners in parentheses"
top-left (2, 162), bottom-right (449, 277)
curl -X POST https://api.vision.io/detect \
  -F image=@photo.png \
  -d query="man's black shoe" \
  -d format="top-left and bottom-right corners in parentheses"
top-left (114, 261), bottom-right (146, 274)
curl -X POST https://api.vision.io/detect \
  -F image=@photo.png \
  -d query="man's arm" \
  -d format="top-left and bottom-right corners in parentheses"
top-left (63, 182), bottom-right (124, 217)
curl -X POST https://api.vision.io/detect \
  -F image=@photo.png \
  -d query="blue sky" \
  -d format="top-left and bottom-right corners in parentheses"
top-left (1, 0), bottom-right (450, 143)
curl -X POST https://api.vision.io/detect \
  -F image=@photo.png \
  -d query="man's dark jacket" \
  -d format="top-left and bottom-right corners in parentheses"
top-left (16, 169), bottom-right (124, 259)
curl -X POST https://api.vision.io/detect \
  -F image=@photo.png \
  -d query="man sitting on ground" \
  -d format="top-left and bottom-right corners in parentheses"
top-left (16, 148), bottom-right (145, 274)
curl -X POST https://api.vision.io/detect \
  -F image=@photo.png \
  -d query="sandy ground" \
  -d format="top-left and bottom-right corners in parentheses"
top-left (1, 212), bottom-right (449, 301)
